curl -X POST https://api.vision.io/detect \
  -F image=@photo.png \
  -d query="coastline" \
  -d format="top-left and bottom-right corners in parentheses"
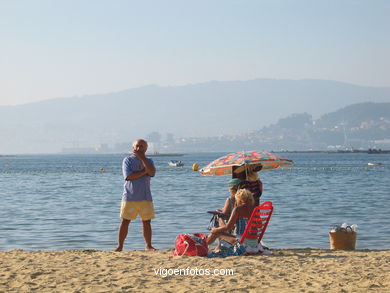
top-left (1, 248), bottom-right (389, 292)
top-left (277, 149), bottom-right (390, 154)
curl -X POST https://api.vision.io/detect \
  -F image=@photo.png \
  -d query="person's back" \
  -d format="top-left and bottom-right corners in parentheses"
top-left (229, 196), bottom-right (254, 231)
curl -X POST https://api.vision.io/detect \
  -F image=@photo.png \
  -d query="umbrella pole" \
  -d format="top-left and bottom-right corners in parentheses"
top-left (243, 150), bottom-right (249, 180)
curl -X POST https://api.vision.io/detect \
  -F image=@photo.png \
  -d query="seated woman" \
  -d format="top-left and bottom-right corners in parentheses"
top-left (217, 179), bottom-right (241, 216)
top-left (215, 178), bottom-right (247, 235)
top-left (206, 188), bottom-right (255, 246)
top-left (208, 178), bottom-right (244, 250)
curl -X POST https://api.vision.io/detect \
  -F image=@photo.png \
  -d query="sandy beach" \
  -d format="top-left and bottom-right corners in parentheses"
top-left (1, 249), bottom-right (389, 293)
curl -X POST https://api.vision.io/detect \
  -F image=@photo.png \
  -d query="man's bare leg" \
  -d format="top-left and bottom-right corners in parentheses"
top-left (115, 219), bottom-right (130, 251)
top-left (142, 220), bottom-right (156, 250)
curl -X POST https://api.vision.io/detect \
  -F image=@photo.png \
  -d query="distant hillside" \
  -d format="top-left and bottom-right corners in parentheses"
top-left (0, 79), bottom-right (390, 154)
top-left (316, 102), bottom-right (390, 128)
top-left (269, 102), bottom-right (390, 149)
top-left (170, 102), bottom-right (390, 152)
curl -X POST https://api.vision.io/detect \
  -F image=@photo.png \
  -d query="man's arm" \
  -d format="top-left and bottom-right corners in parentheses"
top-left (125, 169), bottom-right (148, 181)
top-left (134, 151), bottom-right (156, 177)
top-left (141, 157), bottom-right (156, 177)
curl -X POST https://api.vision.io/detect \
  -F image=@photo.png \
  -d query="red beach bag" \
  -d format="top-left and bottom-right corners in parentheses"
top-left (173, 233), bottom-right (208, 256)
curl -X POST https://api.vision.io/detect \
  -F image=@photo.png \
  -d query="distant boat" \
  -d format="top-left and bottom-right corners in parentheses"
top-left (367, 162), bottom-right (382, 166)
top-left (168, 160), bottom-right (184, 167)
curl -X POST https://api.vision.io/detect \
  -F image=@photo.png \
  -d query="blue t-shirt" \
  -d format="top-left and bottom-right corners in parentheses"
top-left (122, 155), bottom-right (154, 202)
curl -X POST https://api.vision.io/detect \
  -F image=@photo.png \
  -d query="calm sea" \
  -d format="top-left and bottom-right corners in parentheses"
top-left (0, 152), bottom-right (389, 251)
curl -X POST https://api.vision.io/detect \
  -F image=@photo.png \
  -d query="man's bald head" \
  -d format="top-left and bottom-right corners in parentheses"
top-left (132, 139), bottom-right (148, 153)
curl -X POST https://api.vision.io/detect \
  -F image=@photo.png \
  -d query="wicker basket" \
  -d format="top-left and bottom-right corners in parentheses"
top-left (329, 231), bottom-right (357, 250)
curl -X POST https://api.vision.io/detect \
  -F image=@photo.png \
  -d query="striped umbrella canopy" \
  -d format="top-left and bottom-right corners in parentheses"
top-left (199, 150), bottom-right (294, 176)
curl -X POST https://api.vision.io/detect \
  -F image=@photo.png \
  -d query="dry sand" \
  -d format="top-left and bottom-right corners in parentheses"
top-left (1, 249), bottom-right (389, 292)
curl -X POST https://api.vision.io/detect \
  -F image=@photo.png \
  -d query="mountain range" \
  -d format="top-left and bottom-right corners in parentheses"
top-left (1, 79), bottom-right (390, 154)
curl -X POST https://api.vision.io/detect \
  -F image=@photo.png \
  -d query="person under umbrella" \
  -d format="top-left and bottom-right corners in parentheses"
top-left (232, 164), bottom-right (263, 206)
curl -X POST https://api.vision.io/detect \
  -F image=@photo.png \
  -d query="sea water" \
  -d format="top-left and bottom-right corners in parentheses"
top-left (0, 152), bottom-right (389, 251)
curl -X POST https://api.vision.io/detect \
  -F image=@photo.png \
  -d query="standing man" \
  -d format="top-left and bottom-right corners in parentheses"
top-left (115, 139), bottom-right (156, 251)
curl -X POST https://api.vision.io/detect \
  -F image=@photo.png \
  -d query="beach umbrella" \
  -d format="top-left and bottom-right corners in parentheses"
top-left (199, 150), bottom-right (293, 176)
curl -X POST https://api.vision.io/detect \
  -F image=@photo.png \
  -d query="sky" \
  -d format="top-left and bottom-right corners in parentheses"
top-left (0, 0), bottom-right (389, 106)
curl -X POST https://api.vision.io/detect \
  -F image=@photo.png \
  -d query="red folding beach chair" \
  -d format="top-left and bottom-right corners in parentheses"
top-left (239, 201), bottom-right (274, 245)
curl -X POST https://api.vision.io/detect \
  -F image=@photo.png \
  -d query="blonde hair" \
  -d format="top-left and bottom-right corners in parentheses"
top-left (235, 189), bottom-right (254, 206)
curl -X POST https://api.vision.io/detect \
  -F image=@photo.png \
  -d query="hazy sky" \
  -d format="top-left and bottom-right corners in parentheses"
top-left (1, 0), bottom-right (389, 106)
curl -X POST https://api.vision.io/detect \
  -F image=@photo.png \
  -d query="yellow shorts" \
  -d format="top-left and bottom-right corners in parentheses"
top-left (120, 201), bottom-right (155, 221)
